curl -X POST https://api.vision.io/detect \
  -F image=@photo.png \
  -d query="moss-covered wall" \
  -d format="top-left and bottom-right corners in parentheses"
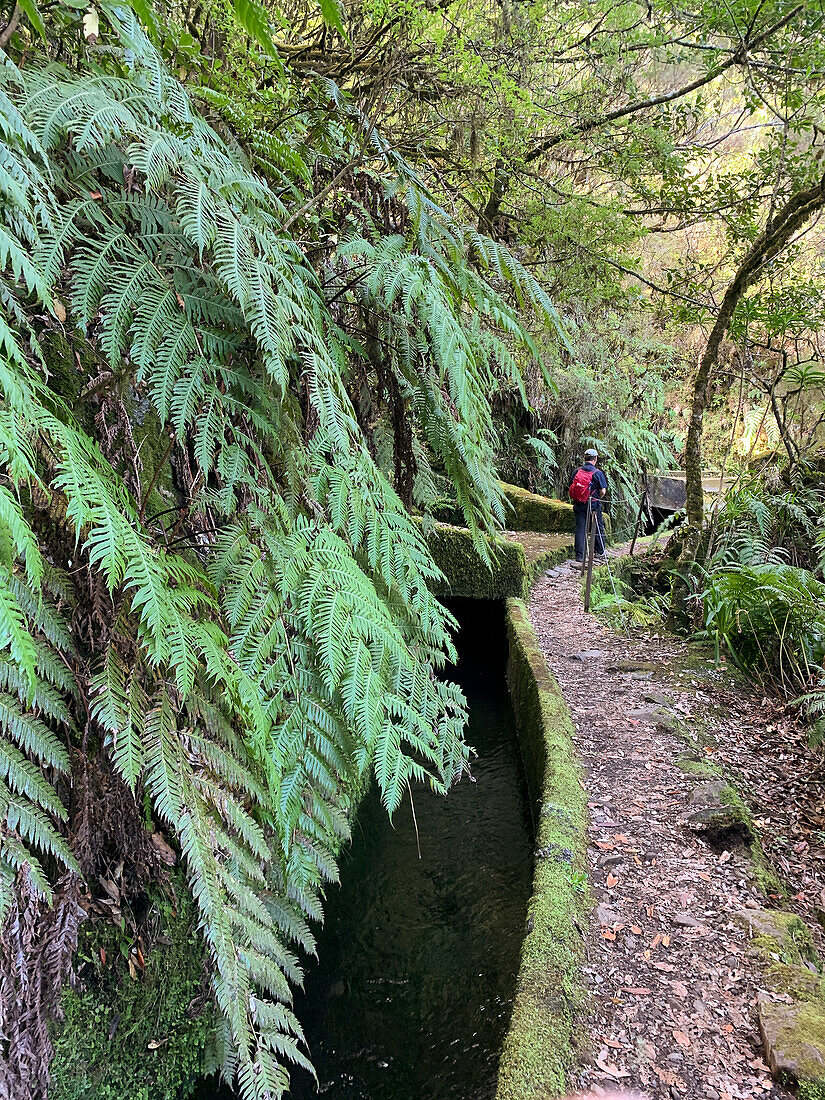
top-left (499, 482), bottom-right (575, 534)
top-left (431, 484), bottom-right (574, 534)
top-left (496, 599), bottom-right (588, 1099)
top-left (425, 522), bottom-right (528, 600)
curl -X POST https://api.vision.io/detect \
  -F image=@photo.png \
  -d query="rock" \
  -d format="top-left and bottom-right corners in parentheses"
top-left (733, 909), bottom-right (818, 966)
top-left (673, 911), bottom-right (701, 928)
top-left (595, 903), bottom-right (621, 926)
top-left (610, 660), bottom-right (657, 673)
top-left (759, 996), bottom-right (825, 1087)
top-left (690, 781), bottom-right (729, 806)
top-left (683, 781), bottom-right (753, 839)
top-left (599, 852), bottom-right (624, 868)
top-left (625, 706), bottom-right (662, 722)
top-left (571, 649), bottom-right (604, 661)
top-left (644, 689), bottom-right (672, 705)
top-left (766, 962), bottom-right (825, 1001)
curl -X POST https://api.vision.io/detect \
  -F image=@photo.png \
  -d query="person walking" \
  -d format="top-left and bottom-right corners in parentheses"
top-left (569, 447), bottom-right (608, 563)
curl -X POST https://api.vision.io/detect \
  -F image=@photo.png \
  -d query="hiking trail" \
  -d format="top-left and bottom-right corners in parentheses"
top-left (528, 548), bottom-right (825, 1100)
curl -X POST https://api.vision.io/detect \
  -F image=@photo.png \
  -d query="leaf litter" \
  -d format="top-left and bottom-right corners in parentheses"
top-left (526, 551), bottom-right (825, 1100)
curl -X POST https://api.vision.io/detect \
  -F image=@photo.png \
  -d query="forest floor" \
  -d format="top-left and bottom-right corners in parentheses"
top-left (527, 547), bottom-right (825, 1100)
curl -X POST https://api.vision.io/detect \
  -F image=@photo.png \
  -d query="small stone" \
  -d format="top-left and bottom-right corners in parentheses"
top-left (625, 706), bottom-right (661, 722)
top-left (705, 1089), bottom-right (720, 1100)
top-left (644, 690), bottom-right (672, 706)
top-left (599, 852), bottom-right (624, 868)
top-left (610, 660), bottom-right (657, 673)
top-left (673, 911), bottom-right (701, 928)
top-left (667, 1052), bottom-right (684, 1063)
top-left (571, 649), bottom-right (604, 661)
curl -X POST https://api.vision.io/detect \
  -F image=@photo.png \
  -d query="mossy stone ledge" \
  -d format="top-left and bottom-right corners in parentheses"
top-left (423, 521), bottom-right (528, 599)
top-left (499, 482), bottom-right (575, 534)
top-left (430, 483), bottom-right (574, 534)
top-left (496, 599), bottom-right (588, 1099)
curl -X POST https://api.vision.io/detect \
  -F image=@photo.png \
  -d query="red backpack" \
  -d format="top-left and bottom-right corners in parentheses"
top-left (569, 467), bottom-right (594, 503)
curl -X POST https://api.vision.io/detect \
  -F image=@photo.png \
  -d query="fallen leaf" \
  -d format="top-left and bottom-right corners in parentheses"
top-left (601, 929), bottom-right (616, 941)
top-left (719, 850), bottom-right (732, 864)
top-left (651, 961), bottom-right (676, 972)
top-left (672, 1029), bottom-right (691, 1048)
top-left (630, 925), bottom-right (643, 935)
top-left (53, 298), bottom-right (67, 323)
top-left (669, 979), bottom-right (689, 998)
top-left (151, 831), bottom-right (177, 866)
top-left (620, 986), bottom-right (652, 995)
top-left (607, 872), bottom-right (619, 888)
top-left (83, 7), bottom-right (99, 39)
top-left (595, 1056), bottom-right (631, 1079)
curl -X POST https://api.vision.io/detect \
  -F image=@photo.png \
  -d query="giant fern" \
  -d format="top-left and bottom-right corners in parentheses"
top-left (0, 9), bottom-right (566, 1098)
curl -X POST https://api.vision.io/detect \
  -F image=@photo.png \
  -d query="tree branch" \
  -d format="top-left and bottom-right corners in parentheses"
top-left (685, 171), bottom-right (825, 525)
top-left (525, 3), bottom-right (804, 164)
top-left (0, 2), bottom-right (21, 49)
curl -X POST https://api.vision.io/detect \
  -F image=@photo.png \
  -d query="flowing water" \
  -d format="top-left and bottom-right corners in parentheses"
top-left (194, 600), bottom-right (533, 1100)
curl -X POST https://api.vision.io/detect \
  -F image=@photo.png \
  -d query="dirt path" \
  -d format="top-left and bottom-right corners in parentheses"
top-left (528, 552), bottom-right (825, 1100)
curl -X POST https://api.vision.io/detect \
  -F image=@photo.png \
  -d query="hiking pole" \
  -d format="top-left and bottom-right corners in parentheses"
top-left (583, 502), bottom-right (597, 612)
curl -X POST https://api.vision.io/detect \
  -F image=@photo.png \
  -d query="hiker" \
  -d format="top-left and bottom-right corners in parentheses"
top-left (569, 447), bottom-right (608, 563)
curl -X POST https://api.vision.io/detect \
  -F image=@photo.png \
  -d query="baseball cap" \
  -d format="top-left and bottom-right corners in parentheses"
top-left (584, 448), bottom-right (598, 458)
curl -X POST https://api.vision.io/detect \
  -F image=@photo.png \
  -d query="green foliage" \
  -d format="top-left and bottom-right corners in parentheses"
top-left (0, 8), bottom-right (566, 1097)
top-left (701, 562), bottom-right (825, 695)
top-left (50, 878), bottom-right (216, 1100)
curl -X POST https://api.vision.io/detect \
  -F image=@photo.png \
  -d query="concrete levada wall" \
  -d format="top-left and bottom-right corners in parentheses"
top-left (496, 598), bottom-right (589, 1099)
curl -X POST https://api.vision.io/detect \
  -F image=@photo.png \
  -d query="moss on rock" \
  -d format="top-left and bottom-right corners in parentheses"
top-left (759, 997), bottom-right (825, 1091)
top-left (430, 484), bottom-right (574, 534)
top-left (499, 482), bottom-right (575, 534)
top-left (50, 875), bottom-right (215, 1100)
top-left (735, 909), bottom-right (819, 968)
top-left (424, 521), bottom-right (527, 599)
top-left (495, 599), bottom-right (588, 1099)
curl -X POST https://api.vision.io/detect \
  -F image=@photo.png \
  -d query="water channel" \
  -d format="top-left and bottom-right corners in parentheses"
top-left (196, 599), bottom-right (533, 1100)
top-left (288, 599), bottom-right (533, 1100)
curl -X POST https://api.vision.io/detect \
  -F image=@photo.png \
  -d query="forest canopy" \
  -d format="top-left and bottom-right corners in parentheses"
top-left (2, 0), bottom-right (825, 1097)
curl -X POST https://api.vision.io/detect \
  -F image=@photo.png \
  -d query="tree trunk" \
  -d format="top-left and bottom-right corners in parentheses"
top-left (685, 172), bottom-right (825, 526)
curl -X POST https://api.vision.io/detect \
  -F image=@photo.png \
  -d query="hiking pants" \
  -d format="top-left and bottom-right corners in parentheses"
top-left (573, 500), bottom-right (605, 561)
